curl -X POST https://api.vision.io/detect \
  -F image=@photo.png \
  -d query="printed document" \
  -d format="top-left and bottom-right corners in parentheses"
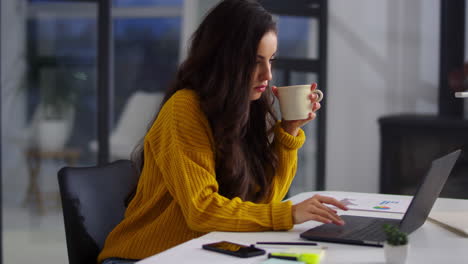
top-left (322, 192), bottom-right (410, 214)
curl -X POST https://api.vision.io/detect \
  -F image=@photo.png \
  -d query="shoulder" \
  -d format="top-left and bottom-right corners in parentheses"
top-left (167, 89), bottom-right (200, 109)
top-left (148, 89), bottom-right (214, 150)
top-left (162, 89), bottom-right (206, 125)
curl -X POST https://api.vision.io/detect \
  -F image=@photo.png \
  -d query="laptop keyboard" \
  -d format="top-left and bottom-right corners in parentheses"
top-left (342, 219), bottom-right (391, 241)
top-left (300, 215), bottom-right (402, 246)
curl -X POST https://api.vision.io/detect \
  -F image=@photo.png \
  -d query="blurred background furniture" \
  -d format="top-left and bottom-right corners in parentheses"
top-left (58, 159), bottom-right (138, 264)
top-left (379, 115), bottom-right (468, 199)
top-left (23, 147), bottom-right (80, 214)
top-left (89, 91), bottom-right (163, 160)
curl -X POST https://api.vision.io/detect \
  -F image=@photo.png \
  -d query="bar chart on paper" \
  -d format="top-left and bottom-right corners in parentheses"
top-left (323, 192), bottom-right (411, 214)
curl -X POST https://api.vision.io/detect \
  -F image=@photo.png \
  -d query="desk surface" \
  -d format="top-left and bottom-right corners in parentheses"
top-left (138, 191), bottom-right (468, 264)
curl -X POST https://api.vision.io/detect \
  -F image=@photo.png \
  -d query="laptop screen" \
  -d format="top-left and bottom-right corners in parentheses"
top-left (399, 150), bottom-right (461, 233)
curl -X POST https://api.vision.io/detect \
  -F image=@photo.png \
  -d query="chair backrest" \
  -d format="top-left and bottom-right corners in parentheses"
top-left (58, 160), bottom-right (138, 264)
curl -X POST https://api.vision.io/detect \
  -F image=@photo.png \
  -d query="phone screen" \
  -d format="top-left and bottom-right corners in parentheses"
top-left (202, 241), bottom-right (265, 258)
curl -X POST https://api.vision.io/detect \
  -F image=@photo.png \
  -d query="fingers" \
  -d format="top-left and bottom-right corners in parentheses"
top-left (312, 102), bottom-right (321, 112)
top-left (295, 198), bottom-right (344, 225)
top-left (307, 112), bottom-right (316, 120)
top-left (271, 86), bottom-right (279, 98)
top-left (310, 83), bottom-right (317, 91)
top-left (309, 93), bottom-right (320, 102)
top-left (292, 200), bottom-right (337, 225)
top-left (297, 195), bottom-right (350, 225)
top-left (292, 195), bottom-right (349, 225)
top-left (311, 199), bottom-right (345, 225)
top-left (315, 195), bottom-right (349, 211)
top-left (309, 93), bottom-right (321, 115)
top-left (305, 102), bottom-right (320, 121)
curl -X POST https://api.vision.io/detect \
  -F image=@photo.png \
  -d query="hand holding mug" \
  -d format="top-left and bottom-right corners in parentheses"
top-left (271, 83), bottom-right (323, 136)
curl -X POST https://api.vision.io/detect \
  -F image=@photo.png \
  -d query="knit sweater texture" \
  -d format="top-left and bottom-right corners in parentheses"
top-left (97, 89), bottom-right (305, 262)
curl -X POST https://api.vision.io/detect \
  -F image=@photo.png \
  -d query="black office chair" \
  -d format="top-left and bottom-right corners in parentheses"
top-left (58, 160), bottom-right (138, 264)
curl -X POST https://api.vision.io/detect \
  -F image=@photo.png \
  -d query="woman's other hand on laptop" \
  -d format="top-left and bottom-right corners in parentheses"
top-left (292, 194), bottom-right (349, 225)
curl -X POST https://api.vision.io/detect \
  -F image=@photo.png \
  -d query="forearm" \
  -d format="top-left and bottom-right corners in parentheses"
top-left (269, 122), bottom-right (305, 199)
top-left (184, 191), bottom-right (293, 232)
top-left (281, 122), bottom-right (300, 137)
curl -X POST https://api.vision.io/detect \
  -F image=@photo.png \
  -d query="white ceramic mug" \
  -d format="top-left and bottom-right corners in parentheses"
top-left (277, 84), bottom-right (323, 120)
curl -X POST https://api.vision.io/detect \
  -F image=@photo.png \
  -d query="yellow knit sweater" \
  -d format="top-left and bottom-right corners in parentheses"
top-left (97, 89), bottom-right (305, 262)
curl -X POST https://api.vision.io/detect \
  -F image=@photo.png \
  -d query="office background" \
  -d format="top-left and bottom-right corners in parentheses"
top-left (1, 0), bottom-right (467, 263)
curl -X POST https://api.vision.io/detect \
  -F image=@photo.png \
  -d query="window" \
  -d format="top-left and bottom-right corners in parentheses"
top-left (2, 1), bottom-right (183, 262)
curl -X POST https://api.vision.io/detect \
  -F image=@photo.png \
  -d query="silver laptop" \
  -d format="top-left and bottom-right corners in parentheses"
top-left (300, 149), bottom-right (461, 247)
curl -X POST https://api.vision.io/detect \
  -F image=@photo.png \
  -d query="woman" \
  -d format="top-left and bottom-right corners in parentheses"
top-left (98, 0), bottom-right (347, 263)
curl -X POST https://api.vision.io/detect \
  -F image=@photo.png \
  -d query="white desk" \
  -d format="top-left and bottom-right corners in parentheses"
top-left (138, 191), bottom-right (468, 264)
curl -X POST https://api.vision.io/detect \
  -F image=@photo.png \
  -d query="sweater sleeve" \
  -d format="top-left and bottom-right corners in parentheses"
top-left (269, 122), bottom-right (306, 202)
top-left (146, 91), bottom-right (293, 233)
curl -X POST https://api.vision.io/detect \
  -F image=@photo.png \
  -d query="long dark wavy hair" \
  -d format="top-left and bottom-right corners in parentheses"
top-left (131, 0), bottom-right (279, 203)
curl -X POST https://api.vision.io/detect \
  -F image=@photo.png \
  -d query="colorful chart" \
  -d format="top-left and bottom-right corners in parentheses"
top-left (373, 206), bottom-right (391, 210)
top-left (379, 201), bottom-right (399, 205)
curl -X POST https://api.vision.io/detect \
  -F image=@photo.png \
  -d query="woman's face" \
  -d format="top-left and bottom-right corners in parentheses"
top-left (250, 31), bottom-right (277, 101)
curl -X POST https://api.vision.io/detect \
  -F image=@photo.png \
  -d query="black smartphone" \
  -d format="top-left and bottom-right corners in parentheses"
top-left (202, 241), bottom-right (266, 258)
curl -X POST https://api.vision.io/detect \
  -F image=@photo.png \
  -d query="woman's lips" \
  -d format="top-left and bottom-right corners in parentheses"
top-left (255, 85), bottom-right (267, 92)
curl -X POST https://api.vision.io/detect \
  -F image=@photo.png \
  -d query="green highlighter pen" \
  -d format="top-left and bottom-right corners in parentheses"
top-left (268, 252), bottom-right (323, 264)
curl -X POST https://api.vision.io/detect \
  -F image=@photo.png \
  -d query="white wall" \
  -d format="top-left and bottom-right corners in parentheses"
top-left (326, 0), bottom-right (440, 192)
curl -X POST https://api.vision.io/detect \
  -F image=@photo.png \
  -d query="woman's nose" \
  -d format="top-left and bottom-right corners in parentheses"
top-left (260, 63), bottom-right (272, 81)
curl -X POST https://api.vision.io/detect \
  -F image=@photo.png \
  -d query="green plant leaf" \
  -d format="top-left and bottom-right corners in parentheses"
top-left (383, 224), bottom-right (408, 246)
